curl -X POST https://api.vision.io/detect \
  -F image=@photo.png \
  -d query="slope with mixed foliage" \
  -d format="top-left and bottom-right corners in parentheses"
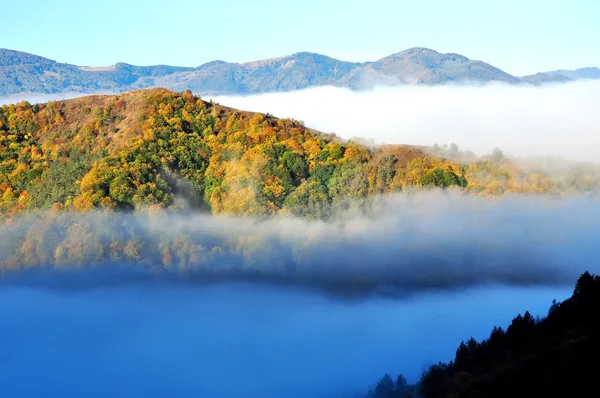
top-left (3, 88), bottom-right (573, 220)
top-left (1, 89), bottom-right (599, 271)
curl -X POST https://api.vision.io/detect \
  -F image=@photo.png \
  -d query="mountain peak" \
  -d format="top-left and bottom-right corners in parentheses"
top-left (291, 51), bottom-right (323, 57)
top-left (288, 51), bottom-right (354, 64)
top-left (401, 47), bottom-right (439, 54)
top-left (198, 60), bottom-right (228, 68)
top-left (380, 47), bottom-right (471, 63)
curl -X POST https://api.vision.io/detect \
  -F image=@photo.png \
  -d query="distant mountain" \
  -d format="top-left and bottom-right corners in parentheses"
top-left (338, 47), bottom-right (520, 87)
top-left (146, 48), bottom-right (520, 93)
top-left (519, 72), bottom-right (573, 85)
top-left (0, 49), bottom-right (194, 96)
top-left (0, 48), bottom-right (597, 96)
top-left (545, 67), bottom-right (600, 80)
top-left (147, 52), bottom-right (360, 94)
top-left (521, 66), bottom-right (600, 85)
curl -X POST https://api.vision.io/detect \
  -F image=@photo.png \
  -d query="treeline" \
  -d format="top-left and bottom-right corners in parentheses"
top-left (365, 373), bottom-right (419, 398)
top-left (1, 88), bottom-right (595, 220)
top-left (366, 271), bottom-right (600, 398)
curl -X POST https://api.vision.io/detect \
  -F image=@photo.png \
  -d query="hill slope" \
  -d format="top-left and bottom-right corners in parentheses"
top-left (3, 48), bottom-right (594, 96)
top-left (0, 88), bottom-right (473, 219)
top-left (366, 271), bottom-right (600, 398)
top-left (1, 89), bottom-right (600, 273)
top-left (2, 88), bottom-right (599, 220)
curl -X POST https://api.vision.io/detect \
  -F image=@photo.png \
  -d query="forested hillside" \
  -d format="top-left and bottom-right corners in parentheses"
top-left (1, 88), bottom-right (599, 271)
top-left (2, 88), bottom-right (596, 220)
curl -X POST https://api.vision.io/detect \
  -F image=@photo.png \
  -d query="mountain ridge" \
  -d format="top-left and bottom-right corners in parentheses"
top-left (2, 47), bottom-right (598, 96)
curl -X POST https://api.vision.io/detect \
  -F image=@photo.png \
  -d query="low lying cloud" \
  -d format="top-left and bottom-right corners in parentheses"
top-left (0, 92), bottom-right (88, 106)
top-left (3, 81), bottom-right (598, 162)
top-left (1, 191), bottom-right (591, 395)
top-left (0, 279), bottom-right (569, 397)
top-left (209, 81), bottom-right (600, 163)
top-left (3, 191), bottom-right (599, 296)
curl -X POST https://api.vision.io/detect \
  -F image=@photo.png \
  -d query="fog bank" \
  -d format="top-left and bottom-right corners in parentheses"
top-left (3, 82), bottom-right (598, 163)
top-left (210, 81), bottom-right (600, 162)
top-left (2, 191), bottom-right (599, 295)
top-left (0, 92), bottom-right (88, 106)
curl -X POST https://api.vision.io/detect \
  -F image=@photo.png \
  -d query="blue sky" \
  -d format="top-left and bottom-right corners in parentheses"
top-left (2, 0), bottom-right (598, 76)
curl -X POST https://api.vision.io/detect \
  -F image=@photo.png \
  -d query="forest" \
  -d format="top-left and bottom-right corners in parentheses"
top-left (1, 88), bottom-right (598, 218)
top-left (1, 88), bottom-right (599, 270)
top-left (365, 271), bottom-right (600, 398)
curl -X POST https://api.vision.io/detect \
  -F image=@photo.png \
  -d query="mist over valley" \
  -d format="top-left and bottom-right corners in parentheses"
top-left (2, 3), bottom-right (600, 395)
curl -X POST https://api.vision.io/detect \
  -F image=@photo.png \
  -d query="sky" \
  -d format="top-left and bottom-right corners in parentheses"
top-left (1, 0), bottom-right (599, 76)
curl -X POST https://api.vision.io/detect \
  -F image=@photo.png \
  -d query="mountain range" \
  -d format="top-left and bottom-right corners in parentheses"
top-left (1, 47), bottom-right (598, 97)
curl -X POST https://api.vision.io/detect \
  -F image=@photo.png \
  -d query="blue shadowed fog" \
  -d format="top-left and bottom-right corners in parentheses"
top-left (1, 192), bottom-right (598, 397)
top-left (0, 282), bottom-right (571, 398)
